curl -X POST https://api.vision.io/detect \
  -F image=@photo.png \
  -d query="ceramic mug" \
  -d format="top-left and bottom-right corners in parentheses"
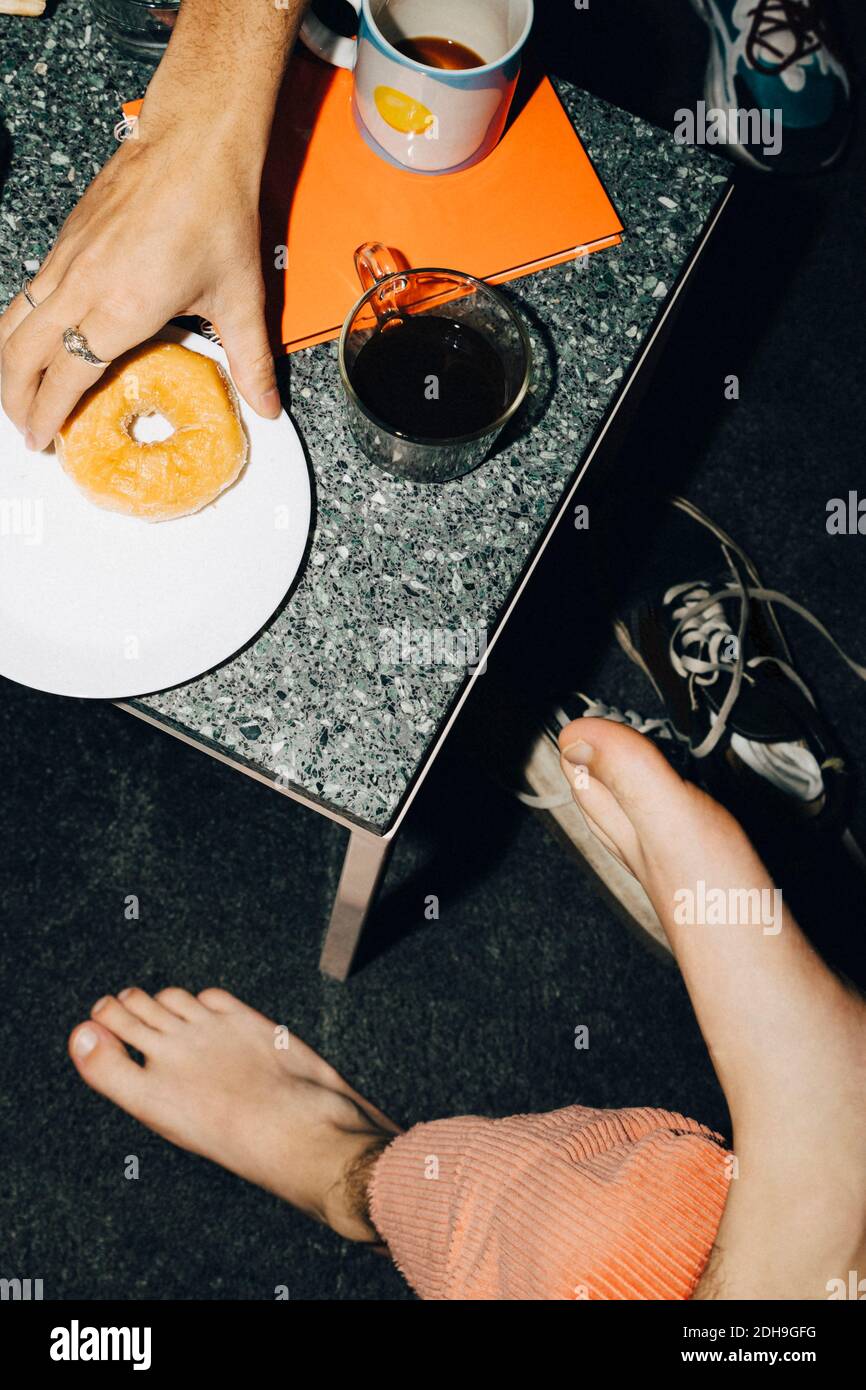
top-left (300, 0), bottom-right (534, 174)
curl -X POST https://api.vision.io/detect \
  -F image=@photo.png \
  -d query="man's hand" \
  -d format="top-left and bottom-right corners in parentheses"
top-left (0, 128), bottom-right (278, 449)
top-left (0, 0), bottom-right (310, 450)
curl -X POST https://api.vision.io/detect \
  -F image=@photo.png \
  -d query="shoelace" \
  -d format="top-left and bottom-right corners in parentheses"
top-left (549, 696), bottom-right (675, 741)
top-left (514, 502), bottom-right (866, 810)
top-left (746, 0), bottom-right (830, 74)
top-left (666, 545), bottom-right (866, 758)
top-left (667, 580), bottom-right (741, 687)
top-left (516, 558), bottom-right (866, 807)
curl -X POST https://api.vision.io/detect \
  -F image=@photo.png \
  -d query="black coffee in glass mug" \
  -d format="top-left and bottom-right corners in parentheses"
top-left (349, 314), bottom-right (511, 440)
top-left (339, 242), bottom-right (532, 482)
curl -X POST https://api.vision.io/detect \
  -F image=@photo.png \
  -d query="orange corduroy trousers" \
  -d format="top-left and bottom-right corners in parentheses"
top-left (370, 1104), bottom-right (731, 1300)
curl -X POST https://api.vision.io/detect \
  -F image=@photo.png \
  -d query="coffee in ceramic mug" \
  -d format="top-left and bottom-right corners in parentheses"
top-left (393, 36), bottom-right (486, 70)
top-left (300, 0), bottom-right (535, 174)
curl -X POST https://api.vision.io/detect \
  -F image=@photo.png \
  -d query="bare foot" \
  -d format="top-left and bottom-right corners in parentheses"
top-left (558, 714), bottom-right (722, 890)
top-left (558, 717), bottom-right (866, 1300)
top-left (69, 987), bottom-right (399, 1242)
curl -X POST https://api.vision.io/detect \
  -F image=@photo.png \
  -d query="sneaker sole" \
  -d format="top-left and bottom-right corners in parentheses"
top-left (525, 729), bottom-right (671, 956)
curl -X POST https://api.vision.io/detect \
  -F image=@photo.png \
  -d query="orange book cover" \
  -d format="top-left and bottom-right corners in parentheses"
top-left (125, 48), bottom-right (622, 354)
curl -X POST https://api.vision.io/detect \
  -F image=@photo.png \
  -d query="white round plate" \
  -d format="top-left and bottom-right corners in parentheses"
top-left (0, 326), bottom-right (311, 699)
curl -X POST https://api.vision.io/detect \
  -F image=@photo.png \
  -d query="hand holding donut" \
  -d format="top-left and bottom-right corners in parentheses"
top-left (0, 124), bottom-right (280, 453)
top-left (0, 0), bottom-right (310, 451)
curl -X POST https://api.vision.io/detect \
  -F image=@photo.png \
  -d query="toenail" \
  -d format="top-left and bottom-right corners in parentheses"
top-left (117, 988), bottom-right (133, 1000)
top-left (74, 1027), bottom-right (98, 1058)
top-left (92, 995), bottom-right (111, 1013)
top-left (562, 739), bottom-right (594, 767)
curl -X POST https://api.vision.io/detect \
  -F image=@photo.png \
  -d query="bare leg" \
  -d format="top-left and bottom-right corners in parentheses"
top-left (558, 718), bottom-right (866, 1299)
top-left (67, 725), bottom-right (864, 1298)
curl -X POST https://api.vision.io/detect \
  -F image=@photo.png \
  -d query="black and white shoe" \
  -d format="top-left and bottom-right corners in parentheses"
top-left (519, 497), bottom-right (866, 827)
top-left (610, 497), bottom-right (866, 843)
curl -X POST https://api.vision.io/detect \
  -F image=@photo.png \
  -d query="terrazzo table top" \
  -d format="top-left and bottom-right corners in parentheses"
top-left (0, 3), bottom-right (730, 833)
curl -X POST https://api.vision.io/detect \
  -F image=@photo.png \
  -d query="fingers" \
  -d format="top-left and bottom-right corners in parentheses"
top-left (24, 328), bottom-right (110, 452)
top-left (0, 285), bottom-right (79, 436)
top-left (0, 258), bottom-right (59, 342)
top-left (2, 244), bottom-right (166, 445)
top-left (216, 291), bottom-right (281, 419)
top-left (0, 253), bottom-right (66, 355)
top-left (22, 307), bottom-right (151, 451)
top-left (2, 259), bottom-right (280, 444)
top-left (0, 288), bottom-right (102, 446)
top-left (0, 292), bottom-right (36, 354)
top-left (0, 293), bottom-right (38, 433)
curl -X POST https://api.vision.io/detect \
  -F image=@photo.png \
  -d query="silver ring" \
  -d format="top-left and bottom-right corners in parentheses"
top-left (62, 327), bottom-right (110, 369)
top-left (22, 277), bottom-right (39, 309)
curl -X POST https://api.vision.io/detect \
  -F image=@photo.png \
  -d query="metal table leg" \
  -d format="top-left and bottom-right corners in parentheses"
top-left (319, 829), bottom-right (393, 980)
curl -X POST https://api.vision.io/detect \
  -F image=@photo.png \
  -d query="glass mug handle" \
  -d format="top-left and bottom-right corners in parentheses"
top-left (300, 0), bottom-right (362, 71)
top-left (353, 241), bottom-right (409, 322)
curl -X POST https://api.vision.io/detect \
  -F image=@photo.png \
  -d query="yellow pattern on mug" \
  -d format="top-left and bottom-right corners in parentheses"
top-left (373, 85), bottom-right (435, 135)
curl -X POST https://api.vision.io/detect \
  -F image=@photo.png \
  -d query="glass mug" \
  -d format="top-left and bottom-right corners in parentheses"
top-left (301, 0), bottom-right (535, 173)
top-left (339, 242), bottom-right (532, 483)
top-left (92, 0), bottom-right (180, 58)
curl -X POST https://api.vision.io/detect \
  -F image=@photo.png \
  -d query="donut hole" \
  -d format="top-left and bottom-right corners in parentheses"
top-left (128, 410), bottom-right (176, 445)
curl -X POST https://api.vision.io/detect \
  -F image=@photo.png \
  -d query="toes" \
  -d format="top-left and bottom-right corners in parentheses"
top-left (197, 989), bottom-right (278, 1029)
top-left (559, 717), bottom-right (683, 817)
top-left (154, 987), bottom-right (207, 1022)
top-left (197, 989), bottom-right (297, 1043)
top-left (69, 1019), bottom-right (150, 1110)
top-left (117, 987), bottom-right (179, 1031)
top-left (573, 789), bottom-right (636, 870)
top-left (198, 989), bottom-right (329, 1078)
top-left (90, 995), bottom-right (157, 1051)
top-left (198, 990), bottom-right (308, 1051)
top-left (198, 989), bottom-right (401, 1136)
top-left (557, 718), bottom-right (696, 878)
top-left (197, 987), bottom-right (243, 1014)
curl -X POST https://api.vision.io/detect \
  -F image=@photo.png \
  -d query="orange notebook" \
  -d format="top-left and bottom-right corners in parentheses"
top-left (125, 48), bottom-right (622, 354)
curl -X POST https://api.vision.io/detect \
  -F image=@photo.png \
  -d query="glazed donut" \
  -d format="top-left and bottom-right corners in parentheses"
top-left (55, 341), bottom-right (248, 522)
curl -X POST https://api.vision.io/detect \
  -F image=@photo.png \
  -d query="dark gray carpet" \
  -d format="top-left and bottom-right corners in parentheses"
top-left (2, 0), bottom-right (865, 1300)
